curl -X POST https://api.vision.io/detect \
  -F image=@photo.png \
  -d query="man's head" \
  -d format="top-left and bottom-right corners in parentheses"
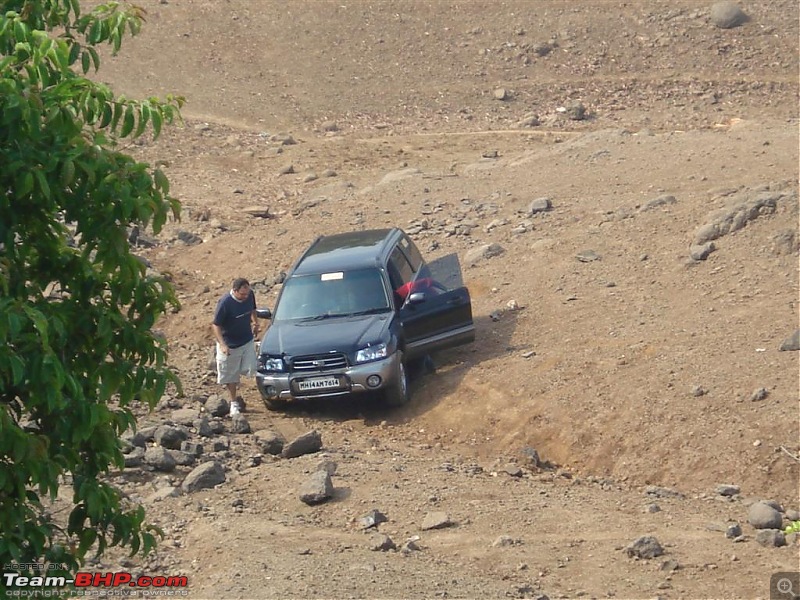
top-left (231, 278), bottom-right (251, 301)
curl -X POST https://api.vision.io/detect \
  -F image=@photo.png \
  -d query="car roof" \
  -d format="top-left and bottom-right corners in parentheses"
top-left (291, 228), bottom-right (400, 276)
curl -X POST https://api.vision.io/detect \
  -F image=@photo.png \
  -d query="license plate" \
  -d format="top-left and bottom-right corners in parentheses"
top-left (297, 376), bottom-right (340, 391)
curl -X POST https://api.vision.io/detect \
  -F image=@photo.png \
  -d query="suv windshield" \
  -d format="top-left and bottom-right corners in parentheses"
top-left (273, 268), bottom-right (391, 320)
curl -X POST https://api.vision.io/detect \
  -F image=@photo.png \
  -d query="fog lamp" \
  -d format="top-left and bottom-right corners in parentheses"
top-left (366, 375), bottom-right (382, 388)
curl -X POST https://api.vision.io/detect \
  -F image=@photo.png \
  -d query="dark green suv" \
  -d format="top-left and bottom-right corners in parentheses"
top-left (256, 228), bottom-right (474, 409)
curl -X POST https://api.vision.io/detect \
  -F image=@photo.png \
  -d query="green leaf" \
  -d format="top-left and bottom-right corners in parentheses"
top-left (22, 305), bottom-right (50, 349)
top-left (68, 41), bottom-right (81, 65)
top-left (9, 355), bottom-right (25, 386)
top-left (153, 169), bottom-right (169, 194)
top-left (33, 169), bottom-right (51, 200)
top-left (80, 50), bottom-right (90, 73)
top-left (61, 160), bottom-right (76, 187)
top-left (110, 101), bottom-right (123, 131)
top-left (135, 104), bottom-right (150, 138)
top-left (99, 102), bottom-right (113, 128)
top-left (87, 46), bottom-right (100, 71)
top-left (87, 18), bottom-right (100, 44)
top-left (120, 105), bottom-right (135, 138)
top-left (17, 172), bottom-right (34, 198)
top-left (14, 20), bottom-right (27, 43)
top-left (150, 109), bottom-right (162, 138)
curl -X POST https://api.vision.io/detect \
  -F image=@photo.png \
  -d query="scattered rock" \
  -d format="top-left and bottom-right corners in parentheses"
top-left (299, 470), bottom-right (333, 505)
top-left (180, 441), bottom-right (204, 457)
top-left (566, 102), bottom-right (587, 120)
top-left (755, 529), bottom-right (786, 548)
top-left (748, 502), bottom-right (783, 529)
top-left (517, 114), bottom-right (541, 128)
top-left (492, 535), bottom-right (518, 547)
top-left (693, 190), bottom-right (785, 245)
top-left (154, 425), bottom-right (189, 450)
top-left (716, 484), bottom-right (740, 497)
top-left (378, 168), bottom-right (422, 186)
top-left (626, 536), bottom-right (664, 559)
top-left (205, 396), bottom-right (229, 418)
top-left (691, 385), bottom-right (708, 397)
top-left (520, 447), bottom-right (541, 468)
top-left (710, 1), bottom-right (747, 29)
top-left (242, 206), bottom-right (273, 218)
top-left (779, 329), bottom-right (800, 351)
top-left (690, 242), bottom-right (716, 261)
top-left (493, 88), bottom-right (509, 101)
top-left (576, 249), bottom-right (601, 262)
top-left (144, 446), bottom-right (176, 472)
top-left (421, 511), bottom-right (454, 531)
top-left (401, 538), bottom-right (422, 553)
top-left (725, 524), bottom-right (742, 539)
top-left (369, 534), bottom-right (396, 552)
top-left (639, 194), bottom-right (677, 212)
top-left (645, 485), bottom-right (686, 499)
top-left (749, 387), bottom-right (769, 402)
top-left (464, 243), bottom-right (505, 267)
top-left (230, 413), bottom-right (251, 434)
top-left (123, 447), bottom-right (145, 468)
top-left (527, 197), bottom-right (552, 215)
top-left (182, 461), bottom-right (226, 493)
top-left (660, 558), bottom-right (680, 572)
top-left (254, 429), bottom-right (285, 455)
top-left (360, 509), bottom-right (388, 530)
top-left (282, 430), bottom-right (323, 458)
top-left (177, 231), bottom-right (202, 245)
top-left (170, 409), bottom-right (198, 426)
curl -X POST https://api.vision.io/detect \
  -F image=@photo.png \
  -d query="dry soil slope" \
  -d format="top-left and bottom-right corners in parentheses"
top-left (103, 0), bottom-right (799, 500)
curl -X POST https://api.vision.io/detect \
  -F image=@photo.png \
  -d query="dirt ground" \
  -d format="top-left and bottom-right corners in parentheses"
top-left (86, 1), bottom-right (799, 598)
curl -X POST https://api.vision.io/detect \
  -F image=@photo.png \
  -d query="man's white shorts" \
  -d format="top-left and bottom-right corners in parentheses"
top-left (216, 341), bottom-right (257, 385)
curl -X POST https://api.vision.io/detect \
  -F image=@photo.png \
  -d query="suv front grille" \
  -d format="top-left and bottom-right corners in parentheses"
top-left (291, 353), bottom-right (348, 372)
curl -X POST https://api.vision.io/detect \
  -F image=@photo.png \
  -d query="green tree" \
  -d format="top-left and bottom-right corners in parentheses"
top-left (0, 0), bottom-right (184, 578)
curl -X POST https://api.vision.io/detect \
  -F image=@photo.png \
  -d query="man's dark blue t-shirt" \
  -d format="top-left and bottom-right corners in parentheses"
top-left (213, 290), bottom-right (256, 348)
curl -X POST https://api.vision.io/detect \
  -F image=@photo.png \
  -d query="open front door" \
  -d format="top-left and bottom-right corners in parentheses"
top-left (399, 253), bottom-right (475, 360)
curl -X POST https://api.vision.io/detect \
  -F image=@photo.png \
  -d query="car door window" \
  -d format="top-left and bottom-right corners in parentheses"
top-left (398, 235), bottom-right (423, 273)
top-left (390, 247), bottom-right (414, 285)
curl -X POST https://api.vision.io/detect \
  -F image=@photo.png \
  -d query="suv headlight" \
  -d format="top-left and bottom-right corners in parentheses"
top-left (355, 342), bottom-right (388, 364)
top-left (259, 356), bottom-right (286, 372)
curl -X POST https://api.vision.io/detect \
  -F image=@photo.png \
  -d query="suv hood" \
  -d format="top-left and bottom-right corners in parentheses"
top-left (261, 314), bottom-right (391, 358)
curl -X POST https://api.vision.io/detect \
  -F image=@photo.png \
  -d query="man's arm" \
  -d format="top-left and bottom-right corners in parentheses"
top-left (250, 291), bottom-right (260, 339)
top-left (212, 323), bottom-right (229, 354)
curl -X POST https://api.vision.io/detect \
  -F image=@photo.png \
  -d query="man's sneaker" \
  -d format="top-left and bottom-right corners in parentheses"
top-left (229, 399), bottom-right (242, 417)
top-left (236, 396), bottom-right (247, 412)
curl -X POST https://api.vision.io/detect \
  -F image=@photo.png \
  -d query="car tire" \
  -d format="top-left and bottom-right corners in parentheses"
top-left (384, 355), bottom-right (410, 407)
top-left (262, 397), bottom-right (287, 411)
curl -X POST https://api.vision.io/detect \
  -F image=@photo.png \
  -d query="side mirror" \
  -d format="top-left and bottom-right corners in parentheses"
top-left (406, 292), bottom-right (426, 305)
top-left (256, 308), bottom-right (272, 319)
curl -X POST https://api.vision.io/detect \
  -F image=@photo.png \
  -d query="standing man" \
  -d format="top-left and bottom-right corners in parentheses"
top-left (212, 277), bottom-right (259, 416)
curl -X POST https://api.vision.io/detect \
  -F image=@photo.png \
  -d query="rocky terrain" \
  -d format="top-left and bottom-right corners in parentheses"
top-left (68, 1), bottom-right (800, 598)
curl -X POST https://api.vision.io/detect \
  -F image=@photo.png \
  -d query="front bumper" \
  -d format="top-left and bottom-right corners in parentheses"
top-left (256, 353), bottom-right (398, 402)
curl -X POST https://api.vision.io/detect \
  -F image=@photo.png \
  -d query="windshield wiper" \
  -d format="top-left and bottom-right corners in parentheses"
top-left (348, 307), bottom-right (391, 316)
top-left (310, 312), bottom-right (347, 320)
